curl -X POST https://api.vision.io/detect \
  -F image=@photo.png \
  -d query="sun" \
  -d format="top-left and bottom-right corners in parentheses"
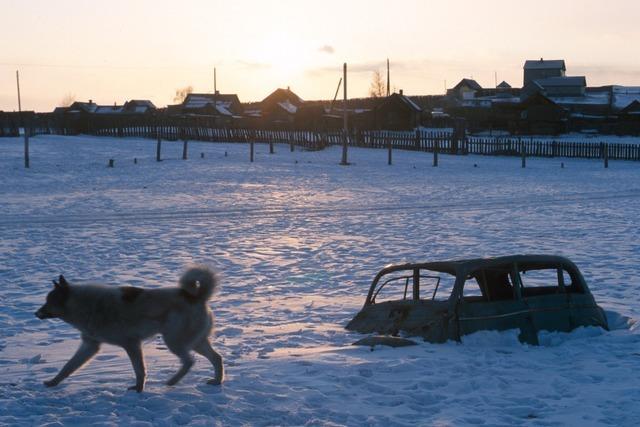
top-left (250, 33), bottom-right (312, 81)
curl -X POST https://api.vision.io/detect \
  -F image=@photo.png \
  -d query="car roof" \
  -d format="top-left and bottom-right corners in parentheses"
top-left (383, 255), bottom-right (578, 277)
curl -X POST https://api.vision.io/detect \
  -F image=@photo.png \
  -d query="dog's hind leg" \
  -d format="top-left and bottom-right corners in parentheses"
top-left (166, 351), bottom-right (194, 386)
top-left (44, 338), bottom-right (100, 387)
top-left (123, 341), bottom-right (146, 392)
top-left (194, 338), bottom-right (224, 385)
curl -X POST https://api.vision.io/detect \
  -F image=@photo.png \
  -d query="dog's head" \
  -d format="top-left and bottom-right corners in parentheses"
top-left (35, 275), bottom-right (70, 320)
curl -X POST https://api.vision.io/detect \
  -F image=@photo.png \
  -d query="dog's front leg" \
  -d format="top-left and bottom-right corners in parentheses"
top-left (123, 341), bottom-right (146, 392)
top-left (44, 338), bottom-right (100, 387)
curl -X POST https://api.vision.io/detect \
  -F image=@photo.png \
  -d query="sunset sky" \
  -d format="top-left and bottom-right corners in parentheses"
top-left (2, 0), bottom-right (640, 112)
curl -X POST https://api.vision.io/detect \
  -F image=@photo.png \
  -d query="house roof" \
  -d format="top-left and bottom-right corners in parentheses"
top-left (183, 93), bottom-right (240, 110)
top-left (94, 105), bottom-right (124, 114)
top-left (261, 88), bottom-right (304, 107)
top-left (124, 100), bottom-right (156, 110)
top-left (397, 93), bottom-right (422, 112)
top-left (452, 78), bottom-right (482, 91)
top-left (68, 101), bottom-right (98, 113)
top-left (497, 81), bottom-right (512, 89)
top-left (524, 59), bottom-right (566, 71)
top-left (277, 100), bottom-right (298, 114)
top-left (536, 76), bottom-right (586, 87)
top-left (620, 100), bottom-right (640, 114)
top-left (612, 86), bottom-right (640, 110)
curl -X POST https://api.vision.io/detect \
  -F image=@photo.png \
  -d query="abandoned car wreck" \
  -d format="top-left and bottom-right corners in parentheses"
top-left (346, 255), bottom-right (609, 345)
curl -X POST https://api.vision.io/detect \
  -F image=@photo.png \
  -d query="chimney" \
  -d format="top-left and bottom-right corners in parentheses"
top-left (399, 89), bottom-right (403, 96)
top-left (89, 99), bottom-right (93, 104)
top-left (215, 90), bottom-right (220, 95)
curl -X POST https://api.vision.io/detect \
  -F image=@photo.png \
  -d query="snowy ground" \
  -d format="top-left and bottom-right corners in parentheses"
top-left (0, 135), bottom-right (639, 426)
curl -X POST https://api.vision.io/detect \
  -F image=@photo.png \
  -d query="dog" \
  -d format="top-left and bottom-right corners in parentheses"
top-left (35, 265), bottom-right (224, 392)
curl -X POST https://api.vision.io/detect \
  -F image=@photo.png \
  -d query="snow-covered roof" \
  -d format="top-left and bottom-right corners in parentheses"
top-left (453, 78), bottom-right (482, 91)
top-left (183, 94), bottom-right (239, 111)
top-left (536, 76), bottom-right (586, 87)
top-left (612, 86), bottom-right (640, 110)
top-left (68, 101), bottom-right (98, 113)
top-left (277, 100), bottom-right (298, 114)
top-left (399, 95), bottom-right (422, 112)
top-left (94, 105), bottom-right (123, 114)
top-left (549, 91), bottom-right (609, 106)
top-left (524, 59), bottom-right (566, 70)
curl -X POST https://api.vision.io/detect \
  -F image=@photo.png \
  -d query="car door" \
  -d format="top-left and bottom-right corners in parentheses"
top-left (457, 264), bottom-right (538, 344)
top-left (517, 265), bottom-right (572, 335)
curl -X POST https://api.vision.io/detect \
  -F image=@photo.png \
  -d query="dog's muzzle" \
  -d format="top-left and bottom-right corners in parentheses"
top-left (35, 308), bottom-right (53, 319)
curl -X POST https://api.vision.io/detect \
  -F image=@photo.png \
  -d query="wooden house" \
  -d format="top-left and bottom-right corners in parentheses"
top-left (519, 93), bottom-right (567, 134)
top-left (260, 87), bottom-right (304, 128)
top-left (523, 59), bottom-right (566, 86)
top-left (373, 90), bottom-right (422, 130)
top-left (447, 79), bottom-right (483, 101)
top-left (123, 100), bottom-right (156, 114)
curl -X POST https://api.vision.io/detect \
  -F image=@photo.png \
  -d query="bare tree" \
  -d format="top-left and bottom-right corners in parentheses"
top-left (368, 70), bottom-right (387, 98)
top-left (60, 93), bottom-right (76, 107)
top-left (173, 86), bottom-right (193, 103)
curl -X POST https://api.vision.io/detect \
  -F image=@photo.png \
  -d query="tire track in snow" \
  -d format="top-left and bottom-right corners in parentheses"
top-left (1, 188), bottom-right (639, 229)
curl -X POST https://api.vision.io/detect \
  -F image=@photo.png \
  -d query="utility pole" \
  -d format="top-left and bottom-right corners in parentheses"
top-left (340, 63), bottom-right (349, 165)
top-left (16, 70), bottom-right (22, 112)
top-left (214, 67), bottom-right (217, 93)
top-left (386, 58), bottom-right (390, 97)
top-left (17, 70), bottom-right (29, 168)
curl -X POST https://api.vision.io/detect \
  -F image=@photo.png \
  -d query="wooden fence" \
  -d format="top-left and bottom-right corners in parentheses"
top-left (7, 113), bottom-right (640, 161)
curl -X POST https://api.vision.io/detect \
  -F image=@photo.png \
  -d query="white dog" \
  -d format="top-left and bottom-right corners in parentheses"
top-left (35, 266), bottom-right (224, 392)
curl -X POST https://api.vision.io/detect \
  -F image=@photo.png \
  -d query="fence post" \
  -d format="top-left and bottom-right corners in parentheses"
top-left (182, 139), bottom-right (188, 160)
top-left (604, 143), bottom-right (609, 168)
top-left (520, 138), bottom-right (526, 168)
top-left (269, 131), bottom-right (274, 154)
top-left (250, 140), bottom-right (254, 162)
top-left (156, 128), bottom-right (162, 162)
top-left (24, 126), bottom-right (30, 168)
top-left (415, 128), bottom-right (421, 151)
top-left (387, 137), bottom-right (392, 165)
top-left (433, 138), bottom-right (439, 167)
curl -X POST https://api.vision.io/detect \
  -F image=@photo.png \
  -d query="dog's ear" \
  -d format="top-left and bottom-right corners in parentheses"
top-left (55, 275), bottom-right (69, 289)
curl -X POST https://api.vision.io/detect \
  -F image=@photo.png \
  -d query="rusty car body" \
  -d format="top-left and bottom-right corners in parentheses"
top-left (346, 255), bottom-right (609, 345)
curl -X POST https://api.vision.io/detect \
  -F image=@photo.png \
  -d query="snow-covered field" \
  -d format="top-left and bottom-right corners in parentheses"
top-left (1, 135), bottom-right (639, 426)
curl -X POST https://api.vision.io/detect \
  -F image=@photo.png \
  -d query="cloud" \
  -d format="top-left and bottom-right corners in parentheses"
top-left (318, 45), bottom-right (335, 54)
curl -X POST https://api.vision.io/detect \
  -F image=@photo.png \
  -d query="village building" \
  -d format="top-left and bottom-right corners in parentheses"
top-left (447, 79), bottom-right (483, 101)
top-left (179, 92), bottom-right (243, 116)
top-left (373, 90), bottom-right (422, 130)
top-left (259, 87), bottom-right (304, 128)
top-left (123, 100), bottom-right (156, 114)
top-left (523, 59), bottom-right (566, 86)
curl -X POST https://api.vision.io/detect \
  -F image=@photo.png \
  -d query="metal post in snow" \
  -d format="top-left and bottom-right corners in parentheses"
top-left (604, 143), bottom-right (609, 168)
top-left (433, 138), bottom-right (439, 167)
top-left (520, 138), bottom-right (526, 168)
top-left (182, 139), bottom-right (188, 160)
top-left (156, 127), bottom-right (162, 162)
top-left (340, 62), bottom-right (349, 165)
top-left (24, 126), bottom-right (29, 168)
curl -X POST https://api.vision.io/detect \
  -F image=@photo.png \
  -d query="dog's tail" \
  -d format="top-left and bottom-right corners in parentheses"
top-left (179, 265), bottom-right (219, 301)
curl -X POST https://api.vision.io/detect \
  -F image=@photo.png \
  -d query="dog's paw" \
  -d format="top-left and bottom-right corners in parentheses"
top-left (43, 379), bottom-right (59, 388)
top-left (207, 378), bottom-right (223, 386)
top-left (128, 384), bottom-right (143, 393)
